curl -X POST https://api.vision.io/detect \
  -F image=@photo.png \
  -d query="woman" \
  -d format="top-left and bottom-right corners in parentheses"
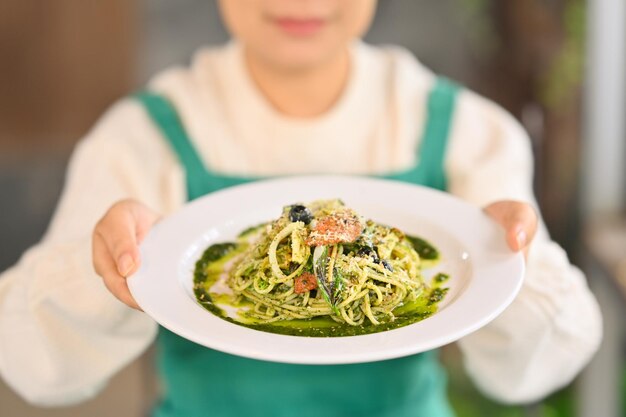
top-left (0, 1), bottom-right (601, 416)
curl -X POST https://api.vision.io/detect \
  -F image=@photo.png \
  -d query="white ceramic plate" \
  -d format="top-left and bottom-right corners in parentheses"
top-left (128, 176), bottom-right (524, 364)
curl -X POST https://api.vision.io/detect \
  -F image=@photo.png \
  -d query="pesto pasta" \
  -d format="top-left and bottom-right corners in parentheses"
top-left (226, 199), bottom-right (437, 327)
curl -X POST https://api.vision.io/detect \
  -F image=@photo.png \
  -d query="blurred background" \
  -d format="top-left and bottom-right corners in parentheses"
top-left (0, 0), bottom-right (624, 416)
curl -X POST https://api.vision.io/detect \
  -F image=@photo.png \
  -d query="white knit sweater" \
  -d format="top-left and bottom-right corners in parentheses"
top-left (0, 41), bottom-right (601, 406)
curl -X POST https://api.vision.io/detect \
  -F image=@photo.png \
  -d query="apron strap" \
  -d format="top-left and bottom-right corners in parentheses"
top-left (416, 77), bottom-right (460, 191)
top-left (134, 91), bottom-right (208, 188)
top-left (134, 76), bottom-right (460, 193)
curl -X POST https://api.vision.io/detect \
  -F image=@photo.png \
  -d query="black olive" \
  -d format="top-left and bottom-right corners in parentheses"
top-left (289, 205), bottom-right (313, 224)
top-left (380, 259), bottom-right (394, 272)
top-left (358, 246), bottom-right (379, 263)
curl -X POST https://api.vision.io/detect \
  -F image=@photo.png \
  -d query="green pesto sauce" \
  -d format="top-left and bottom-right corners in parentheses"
top-left (237, 222), bottom-right (268, 239)
top-left (193, 235), bottom-right (449, 338)
top-left (407, 235), bottom-right (440, 261)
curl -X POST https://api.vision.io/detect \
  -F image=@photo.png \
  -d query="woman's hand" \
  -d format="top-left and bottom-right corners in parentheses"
top-left (483, 200), bottom-right (538, 257)
top-left (92, 199), bottom-right (160, 309)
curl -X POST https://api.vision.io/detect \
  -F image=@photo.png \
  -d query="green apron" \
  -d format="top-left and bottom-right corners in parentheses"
top-left (135, 77), bottom-right (459, 417)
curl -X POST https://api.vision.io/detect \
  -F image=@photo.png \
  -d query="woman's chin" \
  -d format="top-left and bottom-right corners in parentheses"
top-left (255, 40), bottom-right (347, 72)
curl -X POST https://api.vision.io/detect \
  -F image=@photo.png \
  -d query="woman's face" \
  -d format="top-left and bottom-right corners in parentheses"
top-left (218, 0), bottom-right (377, 71)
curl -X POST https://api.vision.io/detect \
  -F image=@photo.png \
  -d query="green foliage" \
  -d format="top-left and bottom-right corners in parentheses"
top-left (458, 0), bottom-right (586, 108)
top-left (538, 0), bottom-right (586, 108)
top-left (449, 378), bottom-right (575, 417)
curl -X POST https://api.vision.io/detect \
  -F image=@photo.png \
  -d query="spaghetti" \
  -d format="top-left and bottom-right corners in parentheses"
top-left (222, 199), bottom-right (442, 327)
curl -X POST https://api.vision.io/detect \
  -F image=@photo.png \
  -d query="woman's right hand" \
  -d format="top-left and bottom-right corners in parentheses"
top-left (92, 199), bottom-right (160, 310)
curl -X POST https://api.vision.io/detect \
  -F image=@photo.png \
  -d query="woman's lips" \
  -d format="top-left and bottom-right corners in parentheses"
top-left (272, 17), bottom-right (327, 37)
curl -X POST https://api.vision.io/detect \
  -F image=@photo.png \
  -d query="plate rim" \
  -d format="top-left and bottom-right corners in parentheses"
top-left (128, 175), bottom-right (525, 364)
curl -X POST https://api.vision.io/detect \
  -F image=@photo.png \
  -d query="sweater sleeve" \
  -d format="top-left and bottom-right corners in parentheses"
top-left (447, 90), bottom-right (602, 403)
top-left (0, 99), bottom-right (185, 406)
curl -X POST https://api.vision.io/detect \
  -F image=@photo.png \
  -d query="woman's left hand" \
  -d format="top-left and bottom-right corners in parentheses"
top-left (483, 200), bottom-right (538, 258)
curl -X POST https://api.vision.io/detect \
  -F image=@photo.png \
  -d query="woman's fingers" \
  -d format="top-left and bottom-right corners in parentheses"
top-left (95, 201), bottom-right (140, 277)
top-left (92, 231), bottom-right (141, 310)
top-left (92, 199), bottom-right (160, 310)
top-left (483, 200), bottom-right (538, 253)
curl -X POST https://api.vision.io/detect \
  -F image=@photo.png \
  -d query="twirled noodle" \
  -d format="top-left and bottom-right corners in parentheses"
top-left (228, 200), bottom-right (429, 326)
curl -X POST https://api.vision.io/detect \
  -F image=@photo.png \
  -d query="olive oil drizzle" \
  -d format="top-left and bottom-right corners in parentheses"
top-left (193, 235), bottom-right (449, 337)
